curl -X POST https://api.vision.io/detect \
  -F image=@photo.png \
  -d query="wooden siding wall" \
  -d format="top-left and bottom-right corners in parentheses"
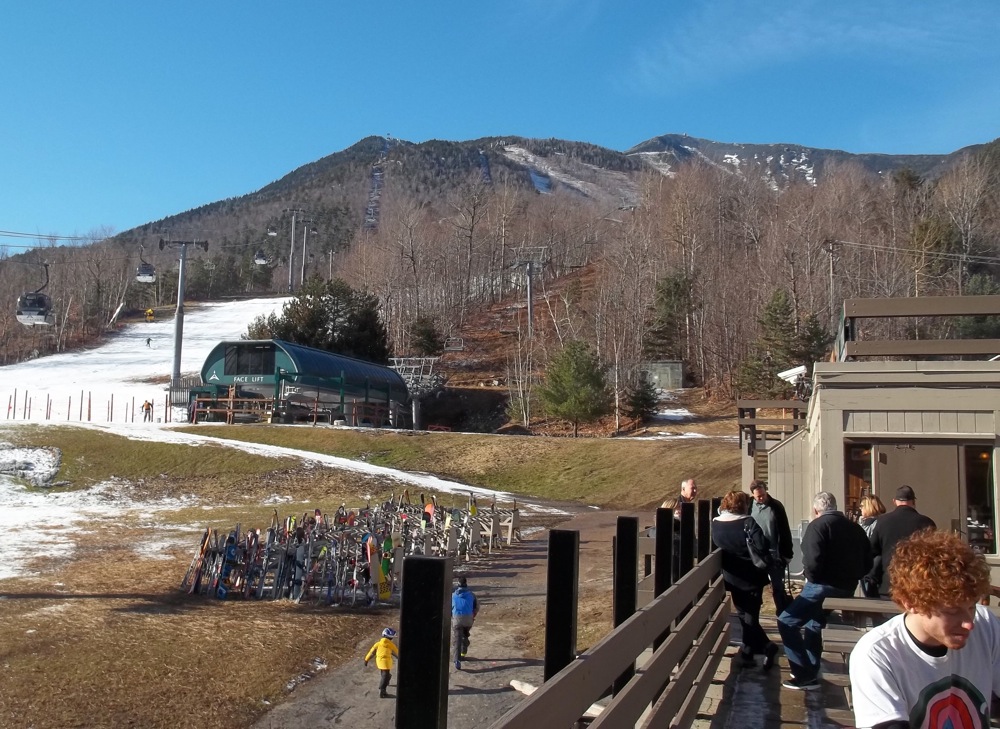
top-left (765, 431), bottom-right (813, 529)
top-left (844, 410), bottom-right (995, 436)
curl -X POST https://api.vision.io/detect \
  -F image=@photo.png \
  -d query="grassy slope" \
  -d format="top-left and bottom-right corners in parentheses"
top-left (6, 424), bottom-right (742, 507)
top-left (180, 425), bottom-right (743, 507)
top-left (0, 421), bottom-right (741, 728)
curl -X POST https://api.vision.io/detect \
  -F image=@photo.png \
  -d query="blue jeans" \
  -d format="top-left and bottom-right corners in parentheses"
top-left (777, 581), bottom-right (854, 681)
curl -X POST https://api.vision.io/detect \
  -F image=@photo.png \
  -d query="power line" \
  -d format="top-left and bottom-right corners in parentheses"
top-left (835, 238), bottom-right (1000, 266)
top-left (0, 229), bottom-right (98, 242)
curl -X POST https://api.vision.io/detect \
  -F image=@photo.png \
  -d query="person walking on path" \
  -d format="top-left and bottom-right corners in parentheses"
top-left (779, 491), bottom-right (872, 691)
top-left (866, 485), bottom-right (935, 598)
top-left (364, 627), bottom-right (399, 699)
top-left (452, 576), bottom-right (479, 670)
top-left (141, 399), bottom-right (153, 422)
top-left (749, 480), bottom-right (794, 614)
top-left (713, 490), bottom-right (780, 670)
top-left (849, 530), bottom-right (1000, 728)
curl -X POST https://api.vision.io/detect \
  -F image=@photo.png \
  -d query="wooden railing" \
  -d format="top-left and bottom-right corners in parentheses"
top-left (737, 399), bottom-right (807, 459)
top-left (191, 395), bottom-right (272, 424)
top-left (490, 552), bottom-right (729, 729)
top-left (835, 295), bottom-right (1000, 361)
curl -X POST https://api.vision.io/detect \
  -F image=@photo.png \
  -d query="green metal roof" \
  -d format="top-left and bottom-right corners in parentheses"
top-left (274, 339), bottom-right (407, 397)
top-left (200, 339), bottom-right (408, 403)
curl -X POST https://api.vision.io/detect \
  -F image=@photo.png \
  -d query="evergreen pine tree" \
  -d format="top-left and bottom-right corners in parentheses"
top-left (644, 271), bottom-right (692, 360)
top-left (245, 277), bottom-right (391, 363)
top-left (734, 289), bottom-right (831, 398)
top-left (538, 341), bottom-right (611, 437)
top-left (624, 376), bottom-right (659, 424)
top-left (956, 273), bottom-right (1000, 339)
top-left (409, 316), bottom-right (444, 356)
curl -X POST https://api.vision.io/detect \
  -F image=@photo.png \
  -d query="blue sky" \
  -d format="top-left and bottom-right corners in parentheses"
top-left (2, 0), bottom-right (998, 242)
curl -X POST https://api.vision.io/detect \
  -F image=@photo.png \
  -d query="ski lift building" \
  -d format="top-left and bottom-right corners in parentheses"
top-left (198, 339), bottom-right (408, 426)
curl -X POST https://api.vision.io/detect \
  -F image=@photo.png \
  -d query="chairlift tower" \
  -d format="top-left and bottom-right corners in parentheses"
top-left (268, 207), bottom-right (308, 293)
top-left (512, 247), bottom-right (549, 339)
top-left (159, 237), bottom-right (209, 392)
top-left (389, 357), bottom-right (445, 430)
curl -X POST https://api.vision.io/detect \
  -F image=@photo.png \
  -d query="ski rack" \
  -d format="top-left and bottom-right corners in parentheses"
top-left (180, 498), bottom-right (521, 604)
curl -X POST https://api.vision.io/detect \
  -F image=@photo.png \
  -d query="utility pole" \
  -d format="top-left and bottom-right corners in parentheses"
top-left (159, 238), bottom-right (209, 394)
top-left (824, 239), bottom-right (838, 329)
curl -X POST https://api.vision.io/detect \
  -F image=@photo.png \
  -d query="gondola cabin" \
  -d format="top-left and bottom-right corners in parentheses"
top-left (136, 262), bottom-right (156, 284)
top-left (15, 292), bottom-right (54, 326)
top-left (253, 250), bottom-right (268, 265)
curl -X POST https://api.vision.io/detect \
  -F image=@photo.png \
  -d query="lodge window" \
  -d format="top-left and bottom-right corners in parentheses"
top-left (964, 446), bottom-right (996, 555)
top-left (224, 344), bottom-right (275, 376)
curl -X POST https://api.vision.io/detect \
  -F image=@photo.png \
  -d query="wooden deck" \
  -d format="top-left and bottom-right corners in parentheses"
top-left (694, 613), bottom-right (861, 728)
top-left (696, 598), bottom-right (1000, 727)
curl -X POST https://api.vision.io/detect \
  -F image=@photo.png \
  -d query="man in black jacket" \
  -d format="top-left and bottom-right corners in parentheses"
top-left (778, 491), bottom-right (872, 691)
top-left (866, 484), bottom-right (935, 597)
top-left (750, 480), bottom-right (794, 614)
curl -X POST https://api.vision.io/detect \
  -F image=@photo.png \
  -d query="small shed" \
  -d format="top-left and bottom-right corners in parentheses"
top-left (640, 361), bottom-right (685, 391)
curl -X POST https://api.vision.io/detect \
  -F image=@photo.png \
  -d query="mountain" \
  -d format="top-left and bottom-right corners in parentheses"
top-left (626, 133), bottom-right (979, 187)
top-left (2, 130), bottom-right (995, 370)
top-left (129, 132), bottom-right (981, 245)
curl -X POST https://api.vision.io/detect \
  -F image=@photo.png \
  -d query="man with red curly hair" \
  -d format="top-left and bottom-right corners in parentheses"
top-left (849, 530), bottom-right (1000, 729)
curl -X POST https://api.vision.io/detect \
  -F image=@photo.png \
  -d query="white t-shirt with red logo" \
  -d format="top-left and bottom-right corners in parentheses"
top-left (850, 605), bottom-right (1000, 728)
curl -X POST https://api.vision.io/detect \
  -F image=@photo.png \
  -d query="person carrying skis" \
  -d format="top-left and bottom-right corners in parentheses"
top-left (141, 399), bottom-right (153, 422)
top-left (452, 576), bottom-right (479, 669)
top-left (364, 627), bottom-right (399, 699)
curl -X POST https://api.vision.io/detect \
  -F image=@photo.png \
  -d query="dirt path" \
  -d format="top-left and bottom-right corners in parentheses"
top-left (250, 506), bottom-right (647, 728)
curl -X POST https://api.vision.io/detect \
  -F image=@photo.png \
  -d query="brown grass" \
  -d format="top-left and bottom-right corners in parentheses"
top-left (0, 526), bottom-right (384, 729)
top-left (0, 393), bottom-right (741, 727)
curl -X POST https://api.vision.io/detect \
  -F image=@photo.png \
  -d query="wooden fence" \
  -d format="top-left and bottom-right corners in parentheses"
top-left (489, 553), bottom-right (729, 728)
top-left (489, 501), bottom-right (729, 728)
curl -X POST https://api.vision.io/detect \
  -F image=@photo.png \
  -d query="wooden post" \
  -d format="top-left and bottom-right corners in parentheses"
top-left (711, 497), bottom-right (722, 550)
top-left (678, 501), bottom-right (695, 578)
top-left (397, 556), bottom-right (452, 729)
top-left (544, 529), bottom-right (579, 681)
top-left (653, 506), bottom-right (674, 658)
top-left (697, 499), bottom-right (712, 562)
top-left (612, 515), bottom-right (638, 695)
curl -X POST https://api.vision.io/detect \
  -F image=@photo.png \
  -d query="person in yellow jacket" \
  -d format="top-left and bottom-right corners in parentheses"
top-left (364, 627), bottom-right (399, 698)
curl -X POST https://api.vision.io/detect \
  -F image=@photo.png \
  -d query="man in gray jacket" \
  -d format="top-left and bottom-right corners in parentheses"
top-left (750, 480), bottom-right (794, 614)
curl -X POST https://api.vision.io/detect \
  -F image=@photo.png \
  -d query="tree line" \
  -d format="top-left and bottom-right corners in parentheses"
top-left (2, 139), bottom-right (998, 434)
